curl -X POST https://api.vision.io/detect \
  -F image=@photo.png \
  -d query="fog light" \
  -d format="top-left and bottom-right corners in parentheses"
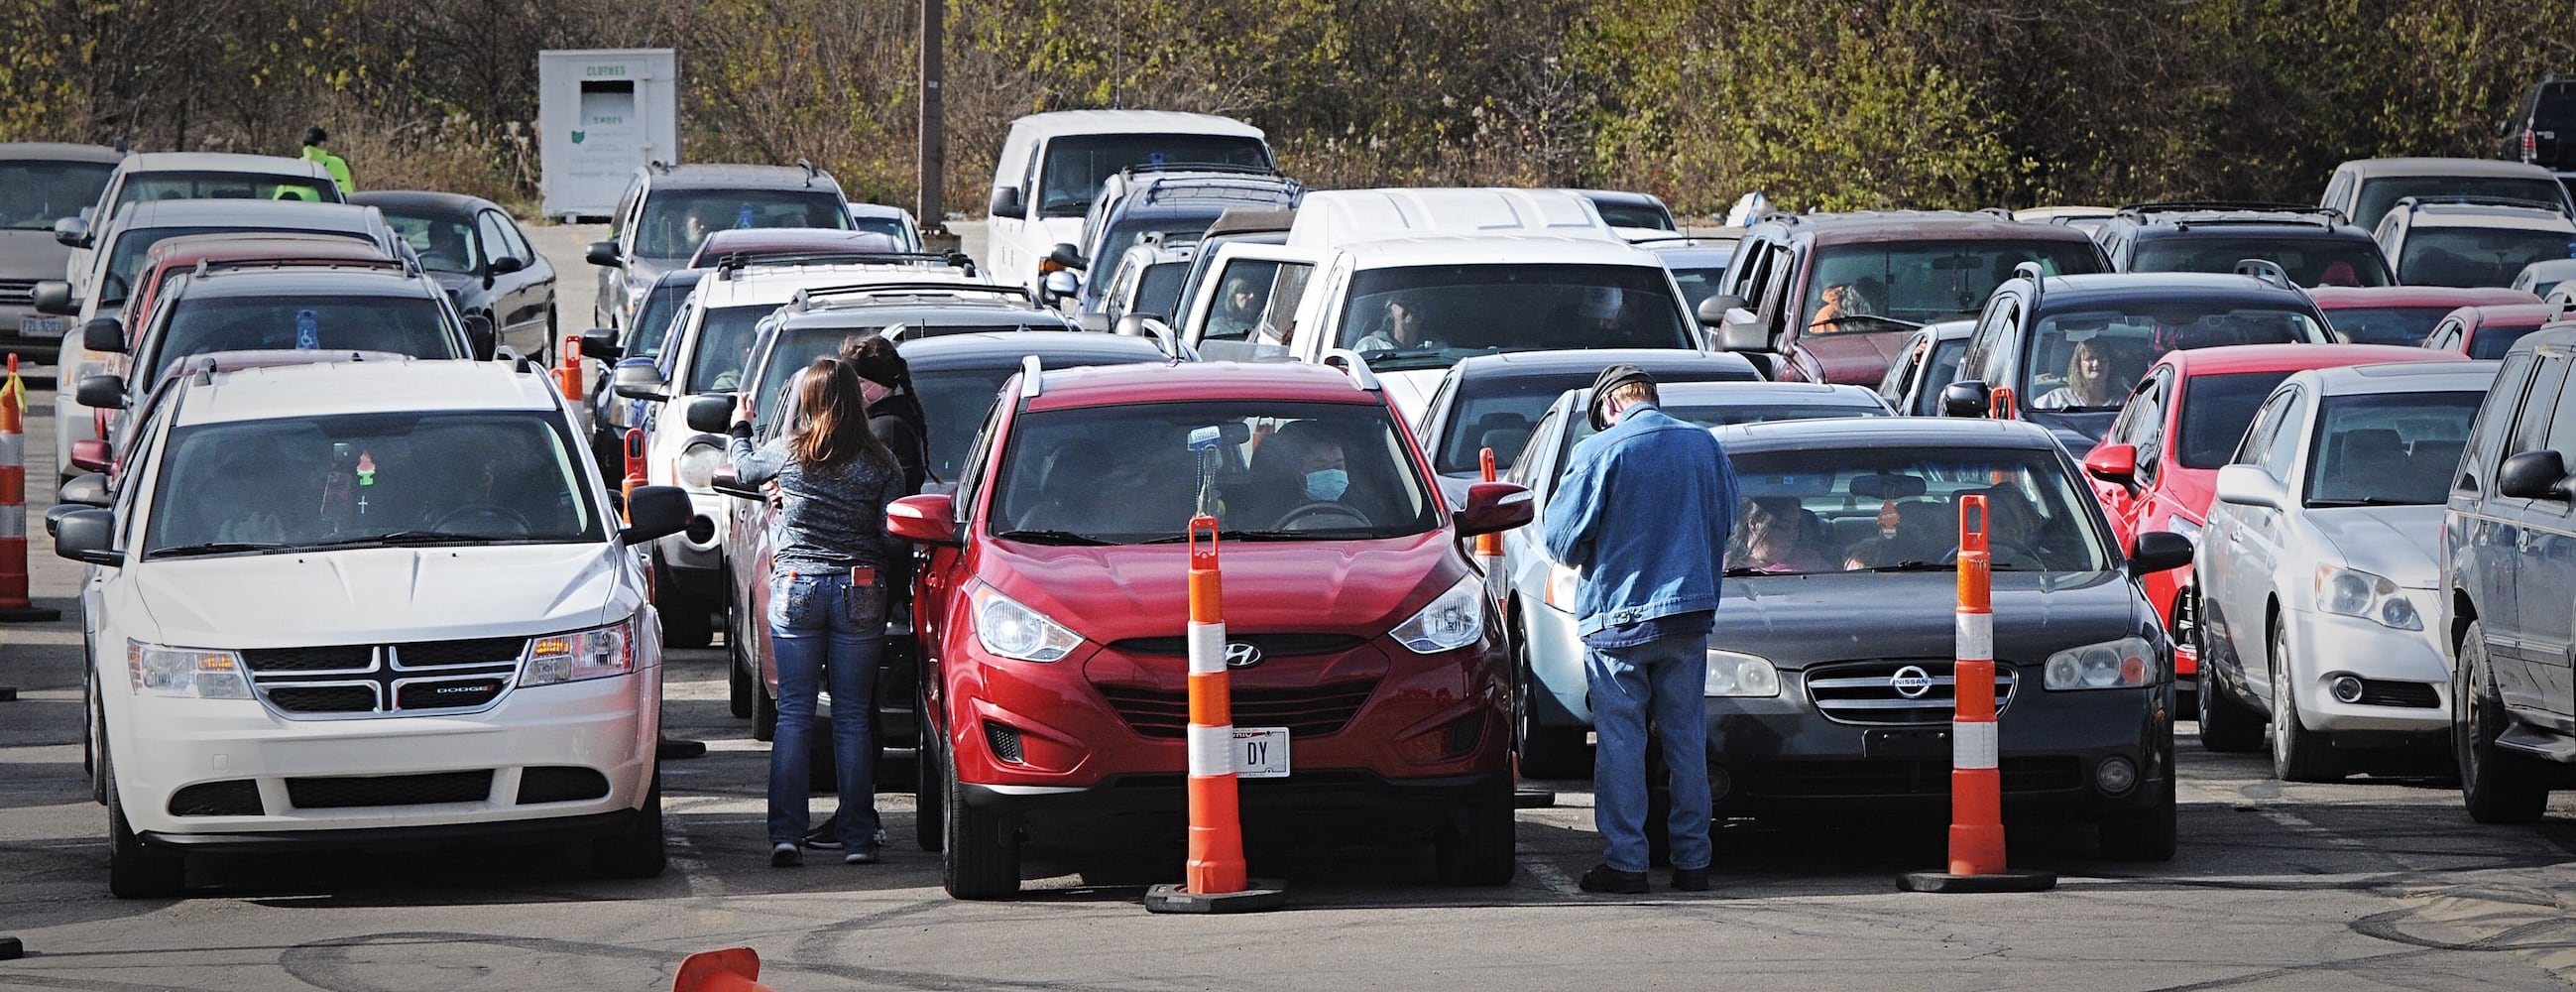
top-left (1707, 764), bottom-right (1732, 802)
top-left (2329, 675), bottom-right (2364, 704)
top-left (2095, 756), bottom-right (2139, 796)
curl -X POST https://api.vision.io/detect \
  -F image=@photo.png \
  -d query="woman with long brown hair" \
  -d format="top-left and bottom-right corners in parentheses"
top-left (727, 357), bottom-right (907, 867)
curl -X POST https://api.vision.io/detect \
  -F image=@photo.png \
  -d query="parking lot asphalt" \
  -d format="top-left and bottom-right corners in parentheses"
top-left (8, 227), bottom-right (2576, 990)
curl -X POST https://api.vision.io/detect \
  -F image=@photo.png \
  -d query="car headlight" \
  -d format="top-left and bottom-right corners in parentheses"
top-left (522, 617), bottom-right (638, 685)
top-left (1704, 649), bottom-right (1781, 697)
top-left (972, 583), bottom-right (1083, 663)
top-left (1392, 573), bottom-right (1485, 654)
top-left (127, 641), bottom-right (251, 699)
top-left (676, 440), bottom-right (725, 490)
top-left (2043, 636), bottom-right (2157, 690)
top-left (2315, 565), bottom-right (2421, 630)
top-left (1543, 562), bottom-right (1580, 613)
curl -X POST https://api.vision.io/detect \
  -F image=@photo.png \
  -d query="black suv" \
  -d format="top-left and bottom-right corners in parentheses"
top-left (2442, 320), bottom-right (2576, 822)
top-left (2092, 202), bottom-right (2394, 288)
top-left (2501, 76), bottom-right (2576, 180)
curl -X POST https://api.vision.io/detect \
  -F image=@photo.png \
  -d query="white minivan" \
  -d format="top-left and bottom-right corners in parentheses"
top-left (984, 110), bottom-right (1272, 295)
top-left (54, 357), bottom-right (692, 897)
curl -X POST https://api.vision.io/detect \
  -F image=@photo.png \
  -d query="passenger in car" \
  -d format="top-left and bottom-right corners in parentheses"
top-left (1730, 496), bottom-right (1830, 573)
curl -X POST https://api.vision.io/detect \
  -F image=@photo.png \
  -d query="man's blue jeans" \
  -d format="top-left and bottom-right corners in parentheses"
top-left (766, 571), bottom-right (885, 852)
top-left (1586, 634), bottom-right (1713, 873)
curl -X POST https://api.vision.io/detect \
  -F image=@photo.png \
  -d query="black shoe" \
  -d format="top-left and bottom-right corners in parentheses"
top-left (769, 842), bottom-right (802, 868)
top-left (657, 737), bottom-right (708, 760)
top-left (802, 826), bottom-right (843, 851)
top-left (1671, 867), bottom-right (1711, 892)
top-left (844, 847), bottom-right (880, 865)
top-left (1578, 864), bottom-right (1648, 894)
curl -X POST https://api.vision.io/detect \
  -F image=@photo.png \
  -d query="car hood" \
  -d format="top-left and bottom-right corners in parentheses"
top-left (1805, 330), bottom-right (1912, 385)
top-left (993, 531), bottom-right (1463, 644)
top-left (0, 228), bottom-right (69, 279)
top-left (427, 270), bottom-right (480, 294)
top-left (2308, 504), bottom-right (2443, 588)
top-left (1712, 568), bottom-right (2146, 669)
top-left (131, 544), bottom-right (630, 648)
top-left (2025, 409), bottom-right (2116, 453)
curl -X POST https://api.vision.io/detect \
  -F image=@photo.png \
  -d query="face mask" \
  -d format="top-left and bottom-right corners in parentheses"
top-left (1303, 468), bottom-right (1348, 502)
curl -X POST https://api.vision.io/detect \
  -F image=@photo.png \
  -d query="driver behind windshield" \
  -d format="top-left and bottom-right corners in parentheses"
top-left (1809, 278), bottom-right (1883, 331)
top-left (1350, 296), bottom-right (1435, 353)
top-left (1244, 420), bottom-right (1373, 529)
top-left (2031, 336), bottom-right (2134, 411)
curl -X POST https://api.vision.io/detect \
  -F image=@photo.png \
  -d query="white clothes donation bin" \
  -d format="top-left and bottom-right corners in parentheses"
top-left (538, 49), bottom-right (679, 221)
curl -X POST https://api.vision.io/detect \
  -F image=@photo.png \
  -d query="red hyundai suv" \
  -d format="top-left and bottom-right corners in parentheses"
top-left (886, 356), bottom-right (1532, 899)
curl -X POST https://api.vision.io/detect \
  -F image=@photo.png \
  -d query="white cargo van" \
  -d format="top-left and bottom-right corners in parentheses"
top-left (984, 110), bottom-right (1271, 295)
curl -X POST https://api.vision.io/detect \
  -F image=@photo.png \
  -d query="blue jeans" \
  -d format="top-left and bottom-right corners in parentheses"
top-left (766, 570), bottom-right (886, 851)
top-left (1586, 634), bottom-right (1713, 873)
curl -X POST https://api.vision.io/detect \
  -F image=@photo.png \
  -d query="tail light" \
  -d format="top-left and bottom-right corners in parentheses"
top-left (2525, 129), bottom-right (2538, 161)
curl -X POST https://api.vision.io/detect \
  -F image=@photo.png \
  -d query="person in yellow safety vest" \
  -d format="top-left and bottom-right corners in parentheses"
top-left (301, 126), bottom-right (353, 193)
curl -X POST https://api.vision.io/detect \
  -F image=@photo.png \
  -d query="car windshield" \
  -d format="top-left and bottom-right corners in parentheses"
top-left (2357, 178), bottom-right (2570, 229)
top-left (2399, 227), bottom-right (2576, 289)
top-left (1669, 266), bottom-right (1728, 309)
top-left (2302, 391), bottom-right (2484, 507)
top-left (144, 411), bottom-right (599, 557)
top-left (628, 274), bottom-right (701, 358)
top-left (2175, 371), bottom-right (2295, 469)
top-left (2323, 306), bottom-right (2456, 346)
top-left (1908, 338), bottom-right (1968, 416)
top-left (147, 295), bottom-right (458, 382)
top-left (1803, 240), bottom-right (2100, 330)
top-left (103, 226), bottom-right (371, 304)
top-left (1723, 446), bottom-right (2112, 574)
top-left (992, 400), bottom-right (1436, 543)
top-left (114, 171), bottom-right (340, 210)
top-left (683, 304), bottom-right (776, 393)
top-left (2018, 304), bottom-right (2329, 411)
top-left (635, 190), bottom-right (850, 260)
top-left (0, 160), bottom-right (112, 230)
top-left (1593, 202), bottom-right (1674, 230)
top-left (1554, 395), bottom-right (1889, 482)
top-left (1096, 214), bottom-right (1215, 274)
top-left (2469, 318), bottom-right (2548, 360)
top-left (1035, 134), bottom-right (1273, 218)
top-left (1338, 263), bottom-right (1694, 372)
top-left (1134, 261), bottom-right (1189, 317)
top-left (379, 210), bottom-right (480, 274)
top-left (853, 215), bottom-right (913, 249)
top-left (2129, 235), bottom-right (2393, 287)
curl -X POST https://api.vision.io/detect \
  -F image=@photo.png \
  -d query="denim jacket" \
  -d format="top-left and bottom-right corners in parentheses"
top-left (1542, 405), bottom-right (1739, 637)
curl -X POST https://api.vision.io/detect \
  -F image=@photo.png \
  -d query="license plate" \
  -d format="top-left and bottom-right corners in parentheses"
top-left (1862, 726), bottom-right (1952, 760)
top-left (1233, 727), bottom-right (1290, 779)
top-left (18, 316), bottom-right (63, 338)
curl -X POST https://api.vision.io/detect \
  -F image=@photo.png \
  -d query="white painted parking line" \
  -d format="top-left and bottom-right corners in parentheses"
top-left (1519, 855), bottom-right (1581, 896)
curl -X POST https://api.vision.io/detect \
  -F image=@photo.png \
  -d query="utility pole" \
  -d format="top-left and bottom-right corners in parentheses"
top-left (917, 0), bottom-right (946, 239)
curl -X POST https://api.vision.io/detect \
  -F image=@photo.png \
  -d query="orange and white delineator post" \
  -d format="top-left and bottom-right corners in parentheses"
top-left (559, 338), bottom-right (586, 403)
top-left (1900, 496), bottom-right (2053, 893)
top-left (1143, 516), bottom-right (1285, 914)
top-left (1475, 447), bottom-right (1504, 601)
top-left (670, 947), bottom-right (773, 992)
top-left (0, 354), bottom-right (58, 624)
top-left (622, 428), bottom-right (647, 523)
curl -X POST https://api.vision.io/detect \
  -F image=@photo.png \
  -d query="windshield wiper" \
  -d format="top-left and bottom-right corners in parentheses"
top-left (2306, 497), bottom-right (2425, 508)
top-left (294, 530), bottom-right (508, 550)
top-left (151, 541), bottom-right (288, 558)
top-left (993, 529), bottom-right (1112, 546)
top-left (1140, 528), bottom-right (1324, 543)
top-left (1860, 560), bottom-right (1948, 572)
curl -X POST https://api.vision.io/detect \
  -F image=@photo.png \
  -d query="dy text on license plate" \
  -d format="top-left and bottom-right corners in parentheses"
top-left (1233, 727), bottom-right (1289, 779)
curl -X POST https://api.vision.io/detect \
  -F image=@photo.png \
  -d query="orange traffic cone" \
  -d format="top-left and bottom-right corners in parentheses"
top-left (1145, 516), bottom-right (1286, 914)
top-left (1901, 495), bottom-right (2054, 893)
top-left (0, 355), bottom-right (59, 624)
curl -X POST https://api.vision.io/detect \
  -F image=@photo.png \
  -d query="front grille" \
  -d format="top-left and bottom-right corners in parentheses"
top-left (0, 279), bottom-right (36, 307)
top-left (985, 721), bottom-right (1025, 764)
top-left (2357, 679), bottom-right (2440, 708)
top-left (287, 770), bottom-right (493, 809)
top-left (1098, 680), bottom-right (1378, 739)
top-left (1106, 633), bottom-right (1367, 658)
top-left (1741, 757), bottom-right (2082, 798)
top-left (516, 766), bottom-right (611, 805)
top-left (168, 780), bottom-right (264, 816)
top-left (244, 639), bottom-right (525, 717)
top-left (1803, 659), bottom-right (2019, 726)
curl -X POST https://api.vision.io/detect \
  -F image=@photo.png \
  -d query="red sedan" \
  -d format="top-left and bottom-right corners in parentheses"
top-left (2306, 285), bottom-right (2537, 347)
top-left (2421, 302), bottom-right (2561, 359)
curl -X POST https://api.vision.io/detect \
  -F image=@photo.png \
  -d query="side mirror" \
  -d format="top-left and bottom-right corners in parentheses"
top-left (1941, 380), bottom-right (1994, 418)
top-left (579, 326), bottom-right (622, 361)
top-left (52, 215), bottom-right (89, 248)
top-left (462, 313), bottom-right (496, 360)
top-left (73, 374), bottom-right (126, 411)
top-left (1715, 308), bottom-right (1768, 352)
top-left (1046, 243), bottom-right (1088, 272)
top-left (58, 472), bottom-right (111, 508)
top-left (1042, 270), bottom-right (1080, 303)
top-left (52, 508), bottom-right (120, 565)
top-left (1079, 311), bottom-right (1112, 333)
top-left (683, 393), bottom-right (736, 434)
top-left (710, 464), bottom-right (761, 500)
top-left (2497, 449), bottom-right (2569, 500)
top-left (80, 317), bottom-right (124, 353)
top-left (31, 280), bottom-right (74, 316)
top-left (2129, 529), bottom-right (2195, 577)
top-left (2212, 463), bottom-right (2286, 510)
top-left (613, 364), bottom-right (670, 402)
top-left (1455, 481), bottom-right (1536, 537)
top-left (585, 240), bottom-right (623, 268)
top-left (988, 186), bottom-right (1024, 219)
top-left (619, 485), bottom-right (693, 544)
top-left (2083, 443), bottom-right (2138, 487)
top-left (886, 492), bottom-right (960, 545)
top-left (1695, 294), bottom-right (1744, 326)
top-left (68, 438), bottom-right (111, 473)
top-left (487, 255), bottom-right (527, 277)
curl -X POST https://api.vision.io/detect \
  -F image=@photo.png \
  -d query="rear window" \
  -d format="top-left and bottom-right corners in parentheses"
top-left (1593, 201), bottom-right (1675, 230)
top-left (2400, 228), bottom-right (2576, 289)
top-left (1096, 215), bottom-right (1214, 275)
top-left (1035, 134), bottom-right (1273, 218)
top-left (636, 190), bottom-right (850, 259)
top-left (2175, 371), bottom-right (2295, 469)
top-left (1440, 368), bottom-right (1760, 475)
top-left (2322, 306), bottom-right (2456, 346)
top-left (853, 215), bottom-right (914, 250)
top-left (2357, 177), bottom-right (2570, 229)
top-left (2129, 235), bottom-right (2393, 287)
top-left (1803, 239), bottom-right (2103, 331)
top-left (0, 160), bottom-right (113, 230)
top-left (149, 295), bottom-right (457, 381)
top-left (2469, 318), bottom-right (2548, 360)
top-left (1338, 263), bottom-right (1694, 372)
top-left (115, 171), bottom-right (341, 210)
top-left (2303, 391), bottom-right (2485, 507)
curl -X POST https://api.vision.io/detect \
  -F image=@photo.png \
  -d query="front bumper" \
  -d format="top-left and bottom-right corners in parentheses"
top-left (960, 770), bottom-right (1511, 849)
top-left (0, 304), bottom-right (66, 361)
top-left (1520, 599), bottom-right (1590, 726)
top-left (110, 670), bottom-right (659, 838)
top-left (2283, 603), bottom-right (2449, 736)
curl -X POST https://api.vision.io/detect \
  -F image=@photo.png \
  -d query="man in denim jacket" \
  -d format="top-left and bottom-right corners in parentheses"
top-left (1543, 365), bottom-right (1737, 894)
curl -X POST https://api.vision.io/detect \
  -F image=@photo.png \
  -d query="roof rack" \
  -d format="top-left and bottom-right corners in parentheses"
top-left (2392, 194), bottom-right (2573, 217)
top-left (649, 161), bottom-right (673, 175)
top-left (1017, 354), bottom-right (1043, 399)
top-left (190, 256), bottom-right (413, 280)
top-left (795, 158), bottom-right (819, 185)
top-left (1117, 161), bottom-right (1287, 182)
top-left (1203, 206), bottom-right (1295, 237)
top-left (787, 281), bottom-right (1032, 310)
top-left (1135, 177), bottom-right (1303, 209)
top-left (1319, 348), bottom-right (1382, 391)
top-left (2118, 201), bottom-right (2346, 228)
top-left (713, 248), bottom-right (977, 279)
top-left (2014, 261), bottom-right (2047, 311)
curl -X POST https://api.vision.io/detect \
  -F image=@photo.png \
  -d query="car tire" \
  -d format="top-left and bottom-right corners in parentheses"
top-left (104, 745), bottom-right (183, 899)
top-left (2456, 621), bottom-right (2548, 824)
top-left (2196, 623), bottom-right (2265, 753)
top-left (942, 751), bottom-right (1018, 900)
top-left (726, 601), bottom-right (755, 719)
top-left (916, 682), bottom-right (945, 852)
top-left (2097, 743), bottom-right (2177, 862)
top-left (1433, 779), bottom-right (1517, 886)
top-left (590, 769), bottom-right (668, 879)
top-left (753, 681), bottom-right (778, 742)
top-left (2270, 617), bottom-right (2343, 783)
top-left (86, 666), bottom-right (107, 806)
top-left (1513, 636), bottom-right (1589, 780)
